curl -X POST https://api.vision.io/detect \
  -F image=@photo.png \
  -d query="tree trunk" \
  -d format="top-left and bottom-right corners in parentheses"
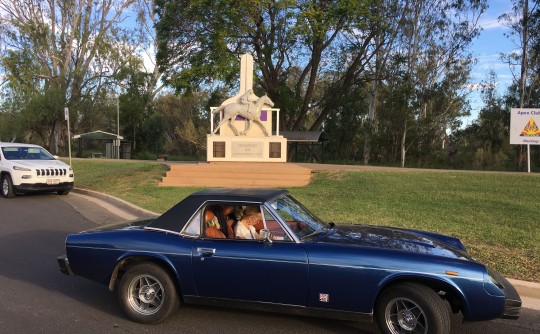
top-left (401, 118), bottom-right (408, 168)
top-left (47, 121), bottom-right (58, 154)
top-left (363, 79), bottom-right (378, 165)
top-left (518, 0), bottom-right (529, 170)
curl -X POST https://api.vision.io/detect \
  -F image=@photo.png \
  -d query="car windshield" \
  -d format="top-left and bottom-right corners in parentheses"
top-left (1, 146), bottom-right (55, 160)
top-left (268, 194), bottom-right (329, 240)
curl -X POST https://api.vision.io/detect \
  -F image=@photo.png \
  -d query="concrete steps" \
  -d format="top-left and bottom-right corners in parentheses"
top-left (159, 162), bottom-right (312, 188)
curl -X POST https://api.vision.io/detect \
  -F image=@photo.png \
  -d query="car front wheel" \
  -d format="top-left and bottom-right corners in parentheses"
top-left (1, 175), bottom-right (16, 198)
top-left (118, 263), bottom-right (180, 324)
top-left (376, 282), bottom-right (451, 334)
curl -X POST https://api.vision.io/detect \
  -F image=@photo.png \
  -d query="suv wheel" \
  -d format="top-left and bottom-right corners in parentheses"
top-left (1, 175), bottom-right (16, 198)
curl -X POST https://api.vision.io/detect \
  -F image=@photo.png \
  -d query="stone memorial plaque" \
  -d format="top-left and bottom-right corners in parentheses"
top-left (232, 141), bottom-right (263, 158)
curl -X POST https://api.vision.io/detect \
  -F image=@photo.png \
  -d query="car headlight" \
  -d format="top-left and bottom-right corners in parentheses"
top-left (487, 267), bottom-right (504, 289)
top-left (13, 166), bottom-right (31, 172)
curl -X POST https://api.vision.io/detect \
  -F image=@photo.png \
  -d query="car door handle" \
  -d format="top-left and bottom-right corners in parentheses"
top-left (197, 247), bottom-right (216, 257)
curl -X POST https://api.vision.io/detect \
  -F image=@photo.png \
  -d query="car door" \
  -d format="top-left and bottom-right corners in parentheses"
top-left (192, 206), bottom-right (309, 306)
top-left (193, 239), bottom-right (308, 305)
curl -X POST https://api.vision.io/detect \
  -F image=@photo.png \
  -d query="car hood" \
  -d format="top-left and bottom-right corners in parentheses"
top-left (319, 224), bottom-right (474, 261)
top-left (11, 159), bottom-right (70, 168)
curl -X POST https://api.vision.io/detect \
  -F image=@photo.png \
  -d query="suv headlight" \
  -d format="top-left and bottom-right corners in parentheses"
top-left (13, 166), bottom-right (31, 172)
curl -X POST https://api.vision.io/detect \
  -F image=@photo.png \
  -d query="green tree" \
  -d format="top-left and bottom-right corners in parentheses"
top-left (116, 63), bottom-right (153, 151)
top-left (155, 0), bottom-right (387, 133)
top-left (500, 0), bottom-right (540, 169)
top-left (453, 71), bottom-right (513, 170)
top-left (323, 83), bottom-right (369, 162)
top-left (390, 0), bottom-right (485, 167)
top-left (0, 88), bottom-right (25, 141)
top-left (155, 0), bottom-right (485, 165)
top-left (153, 93), bottom-right (209, 158)
top-left (0, 0), bottom-right (136, 152)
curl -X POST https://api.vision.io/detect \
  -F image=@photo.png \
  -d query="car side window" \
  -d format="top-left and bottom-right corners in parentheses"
top-left (194, 204), bottom-right (294, 242)
top-left (182, 211), bottom-right (202, 237)
top-left (262, 207), bottom-right (293, 242)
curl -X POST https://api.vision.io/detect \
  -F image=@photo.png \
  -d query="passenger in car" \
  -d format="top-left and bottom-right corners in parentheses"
top-left (204, 210), bottom-right (226, 238)
top-left (207, 205), bottom-right (238, 238)
top-left (234, 206), bottom-right (262, 239)
top-left (221, 205), bottom-right (240, 238)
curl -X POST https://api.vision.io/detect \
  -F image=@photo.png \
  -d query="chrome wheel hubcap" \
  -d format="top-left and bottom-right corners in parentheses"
top-left (139, 285), bottom-right (157, 303)
top-left (397, 309), bottom-right (417, 330)
top-left (385, 297), bottom-right (428, 334)
top-left (127, 274), bottom-right (164, 315)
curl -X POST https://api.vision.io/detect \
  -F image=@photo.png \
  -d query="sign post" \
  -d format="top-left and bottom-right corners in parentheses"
top-left (510, 108), bottom-right (540, 173)
top-left (116, 97), bottom-right (120, 159)
top-left (64, 107), bottom-right (72, 166)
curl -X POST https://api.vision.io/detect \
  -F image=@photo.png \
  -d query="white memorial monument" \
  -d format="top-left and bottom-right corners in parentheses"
top-left (207, 54), bottom-right (287, 162)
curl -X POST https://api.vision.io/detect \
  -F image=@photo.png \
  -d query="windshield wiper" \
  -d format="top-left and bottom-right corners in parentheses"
top-left (301, 223), bottom-right (334, 240)
top-left (301, 230), bottom-right (324, 240)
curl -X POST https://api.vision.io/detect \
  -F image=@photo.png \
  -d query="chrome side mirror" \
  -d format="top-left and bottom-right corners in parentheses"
top-left (259, 229), bottom-right (272, 243)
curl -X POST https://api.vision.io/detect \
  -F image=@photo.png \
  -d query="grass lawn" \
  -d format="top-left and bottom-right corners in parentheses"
top-left (71, 159), bottom-right (540, 283)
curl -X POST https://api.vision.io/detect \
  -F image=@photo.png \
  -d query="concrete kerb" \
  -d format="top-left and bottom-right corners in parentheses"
top-left (72, 188), bottom-right (159, 220)
top-left (70, 187), bottom-right (540, 311)
top-left (507, 278), bottom-right (540, 311)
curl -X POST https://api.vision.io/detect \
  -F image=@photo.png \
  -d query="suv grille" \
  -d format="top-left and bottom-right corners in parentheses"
top-left (36, 168), bottom-right (68, 177)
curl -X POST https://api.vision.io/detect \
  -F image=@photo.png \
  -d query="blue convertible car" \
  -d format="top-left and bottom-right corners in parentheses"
top-left (58, 188), bottom-right (521, 333)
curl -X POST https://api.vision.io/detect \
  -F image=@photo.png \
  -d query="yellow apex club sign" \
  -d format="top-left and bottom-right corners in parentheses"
top-left (520, 117), bottom-right (540, 136)
top-left (510, 108), bottom-right (540, 145)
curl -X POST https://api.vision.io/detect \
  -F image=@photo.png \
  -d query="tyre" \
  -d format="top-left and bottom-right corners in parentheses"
top-left (375, 283), bottom-right (451, 334)
top-left (118, 263), bottom-right (180, 324)
top-left (1, 175), bottom-right (16, 198)
top-left (57, 190), bottom-right (70, 195)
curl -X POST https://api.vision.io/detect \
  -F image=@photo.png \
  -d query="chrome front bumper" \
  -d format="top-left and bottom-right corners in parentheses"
top-left (57, 255), bottom-right (74, 276)
top-left (500, 275), bottom-right (522, 319)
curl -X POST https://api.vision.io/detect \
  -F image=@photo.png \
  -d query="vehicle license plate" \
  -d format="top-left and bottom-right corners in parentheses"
top-left (47, 179), bottom-right (60, 185)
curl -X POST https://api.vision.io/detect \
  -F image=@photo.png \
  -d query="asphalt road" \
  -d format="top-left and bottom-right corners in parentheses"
top-left (0, 193), bottom-right (538, 334)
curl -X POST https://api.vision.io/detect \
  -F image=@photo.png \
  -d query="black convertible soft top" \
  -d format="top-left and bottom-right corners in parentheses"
top-left (146, 188), bottom-right (288, 233)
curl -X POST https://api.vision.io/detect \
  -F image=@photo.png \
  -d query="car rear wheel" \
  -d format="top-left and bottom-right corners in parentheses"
top-left (118, 263), bottom-right (180, 324)
top-left (375, 282), bottom-right (450, 334)
top-left (1, 175), bottom-right (16, 198)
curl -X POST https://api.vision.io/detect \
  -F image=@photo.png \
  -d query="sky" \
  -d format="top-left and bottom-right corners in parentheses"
top-left (466, 0), bottom-right (517, 124)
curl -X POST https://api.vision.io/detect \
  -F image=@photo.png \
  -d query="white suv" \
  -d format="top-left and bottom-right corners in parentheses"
top-left (0, 142), bottom-right (74, 198)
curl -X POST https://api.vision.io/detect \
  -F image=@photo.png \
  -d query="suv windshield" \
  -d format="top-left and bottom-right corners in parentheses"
top-left (1, 146), bottom-right (55, 160)
top-left (268, 194), bottom-right (329, 240)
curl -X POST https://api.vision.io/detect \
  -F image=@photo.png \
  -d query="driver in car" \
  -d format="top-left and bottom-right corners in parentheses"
top-left (234, 206), bottom-right (262, 239)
